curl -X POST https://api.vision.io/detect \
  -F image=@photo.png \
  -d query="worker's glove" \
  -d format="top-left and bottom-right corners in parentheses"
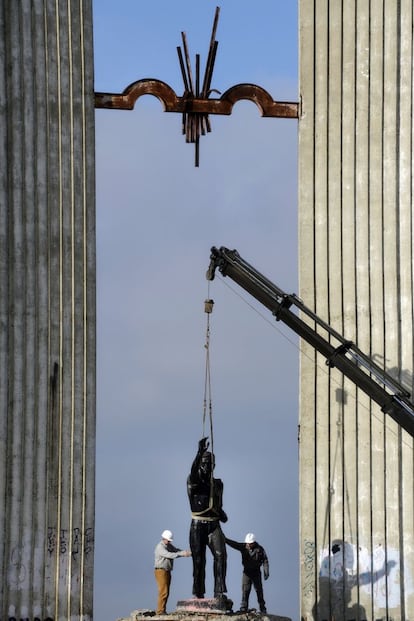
top-left (264, 569), bottom-right (269, 580)
top-left (219, 510), bottom-right (228, 523)
top-left (199, 437), bottom-right (209, 452)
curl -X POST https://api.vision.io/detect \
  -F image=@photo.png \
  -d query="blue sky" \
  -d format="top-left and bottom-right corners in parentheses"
top-left (93, 2), bottom-right (299, 620)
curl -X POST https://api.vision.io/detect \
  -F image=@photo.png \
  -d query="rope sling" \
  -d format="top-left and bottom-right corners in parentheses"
top-left (203, 296), bottom-right (215, 451)
top-left (191, 294), bottom-right (216, 518)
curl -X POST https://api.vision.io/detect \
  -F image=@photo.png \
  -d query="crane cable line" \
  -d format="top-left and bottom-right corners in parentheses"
top-left (203, 290), bottom-right (215, 457)
top-left (195, 288), bottom-right (216, 516)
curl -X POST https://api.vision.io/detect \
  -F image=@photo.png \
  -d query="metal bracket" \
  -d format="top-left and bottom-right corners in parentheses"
top-left (325, 341), bottom-right (353, 368)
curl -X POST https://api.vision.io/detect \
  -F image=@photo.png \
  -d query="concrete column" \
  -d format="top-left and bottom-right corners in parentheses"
top-left (299, 1), bottom-right (414, 619)
top-left (0, 1), bottom-right (96, 620)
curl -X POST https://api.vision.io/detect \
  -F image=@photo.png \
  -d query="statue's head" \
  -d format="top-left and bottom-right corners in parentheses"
top-left (200, 450), bottom-right (215, 477)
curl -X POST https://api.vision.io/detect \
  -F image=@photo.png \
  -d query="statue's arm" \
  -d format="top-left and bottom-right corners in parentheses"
top-left (215, 478), bottom-right (228, 522)
top-left (189, 437), bottom-right (209, 481)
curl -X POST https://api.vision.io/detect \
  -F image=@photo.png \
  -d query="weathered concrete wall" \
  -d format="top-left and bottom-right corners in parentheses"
top-left (0, 2), bottom-right (95, 620)
top-left (299, 1), bottom-right (414, 620)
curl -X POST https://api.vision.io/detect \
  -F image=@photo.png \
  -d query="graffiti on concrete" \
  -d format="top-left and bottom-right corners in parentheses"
top-left (311, 539), bottom-right (408, 619)
top-left (302, 539), bottom-right (316, 597)
top-left (7, 527), bottom-right (94, 597)
top-left (358, 543), bottom-right (413, 608)
top-left (47, 526), bottom-right (94, 558)
top-left (7, 618), bottom-right (53, 621)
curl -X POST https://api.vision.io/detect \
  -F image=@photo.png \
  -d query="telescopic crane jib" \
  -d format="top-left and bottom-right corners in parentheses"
top-left (206, 245), bottom-right (414, 438)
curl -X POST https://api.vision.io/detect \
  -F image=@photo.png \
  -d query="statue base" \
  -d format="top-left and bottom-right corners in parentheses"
top-left (126, 608), bottom-right (292, 621)
top-left (176, 596), bottom-right (233, 614)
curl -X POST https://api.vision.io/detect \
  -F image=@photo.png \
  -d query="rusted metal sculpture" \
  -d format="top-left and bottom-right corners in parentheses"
top-left (94, 7), bottom-right (299, 166)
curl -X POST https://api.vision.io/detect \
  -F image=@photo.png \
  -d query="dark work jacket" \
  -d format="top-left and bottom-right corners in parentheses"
top-left (225, 538), bottom-right (269, 575)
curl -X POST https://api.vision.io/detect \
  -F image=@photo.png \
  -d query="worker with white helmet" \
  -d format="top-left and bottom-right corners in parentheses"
top-left (225, 532), bottom-right (269, 614)
top-left (154, 529), bottom-right (191, 614)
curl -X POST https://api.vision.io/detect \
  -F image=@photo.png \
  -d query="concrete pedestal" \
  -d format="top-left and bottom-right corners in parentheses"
top-left (176, 596), bottom-right (233, 613)
top-left (119, 608), bottom-right (292, 621)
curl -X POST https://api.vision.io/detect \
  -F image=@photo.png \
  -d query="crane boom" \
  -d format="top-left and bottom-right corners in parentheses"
top-left (207, 246), bottom-right (414, 438)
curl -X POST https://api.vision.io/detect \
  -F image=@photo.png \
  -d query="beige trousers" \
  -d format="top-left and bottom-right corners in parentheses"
top-left (155, 568), bottom-right (172, 614)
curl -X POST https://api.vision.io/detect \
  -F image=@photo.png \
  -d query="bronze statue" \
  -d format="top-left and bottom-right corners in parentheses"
top-left (187, 437), bottom-right (228, 600)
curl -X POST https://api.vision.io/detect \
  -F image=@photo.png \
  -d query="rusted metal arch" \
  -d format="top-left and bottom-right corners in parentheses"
top-left (94, 78), bottom-right (299, 118)
top-left (219, 83), bottom-right (298, 118)
top-left (94, 79), bottom-right (177, 110)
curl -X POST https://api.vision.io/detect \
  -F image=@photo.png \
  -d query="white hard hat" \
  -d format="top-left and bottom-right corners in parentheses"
top-left (244, 533), bottom-right (256, 544)
top-left (161, 529), bottom-right (173, 541)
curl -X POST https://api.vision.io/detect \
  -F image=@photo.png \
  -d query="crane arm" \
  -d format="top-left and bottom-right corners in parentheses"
top-left (207, 245), bottom-right (414, 438)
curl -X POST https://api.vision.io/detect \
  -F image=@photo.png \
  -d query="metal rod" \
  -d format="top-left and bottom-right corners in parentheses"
top-left (177, 46), bottom-right (190, 92)
top-left (196, 54), bottom-right (200, 97)
top-left (202, 8), bottom-right (220, 96)
top-left (203, 40), bottom-right (218, 97)
top-left (195, 136), bottom-right (200, 167)
top-left (204, 41), bottom-right (218, 95)
top-left (181, 31), bottom-right (195, 94)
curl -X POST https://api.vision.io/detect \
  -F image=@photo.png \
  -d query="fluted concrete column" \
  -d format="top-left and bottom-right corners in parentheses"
top-left (0, 2), bottom-right (96, 620)
top-left (299, 1), bottom-right (414, 620)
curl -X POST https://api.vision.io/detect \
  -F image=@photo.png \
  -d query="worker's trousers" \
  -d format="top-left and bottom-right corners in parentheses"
top-left (241, 570), bottom-right (265, 611)
top-left (190, 519), bottom-right (227, 597)
top-left (154, 568), bottom-right (171, 614)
